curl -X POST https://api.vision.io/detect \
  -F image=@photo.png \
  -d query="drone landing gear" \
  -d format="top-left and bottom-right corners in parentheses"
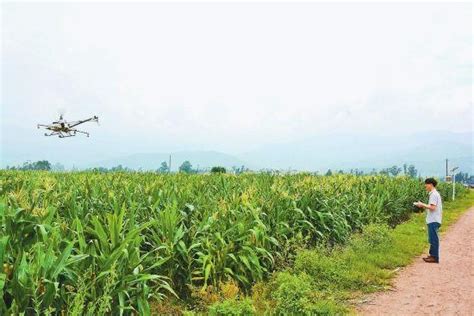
top-left (73, 129), bottom-right (90, 137)
top-left (45, 132), bottom-right (60, 137)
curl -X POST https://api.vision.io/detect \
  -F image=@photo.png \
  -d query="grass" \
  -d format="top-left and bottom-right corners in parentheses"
top-left (210, 189), bottom-right (474, 315)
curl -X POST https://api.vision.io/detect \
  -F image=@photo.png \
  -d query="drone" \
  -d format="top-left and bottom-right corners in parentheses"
top-left (37, 115), bottom-right (99, 138)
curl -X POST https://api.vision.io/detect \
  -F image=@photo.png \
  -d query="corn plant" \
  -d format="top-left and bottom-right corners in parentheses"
top-left (0, 170), bottom-right (466, 313)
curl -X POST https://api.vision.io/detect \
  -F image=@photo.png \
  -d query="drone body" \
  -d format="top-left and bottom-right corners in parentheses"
top-left (37, 115), bottom-right (99, 138)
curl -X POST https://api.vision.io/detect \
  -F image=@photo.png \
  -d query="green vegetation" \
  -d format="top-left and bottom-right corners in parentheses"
top-left (5, 160), bottom-right (52, 171)
top-left (0, 170), bottom-right (468, 314)
top-left (210, 167), bottom-right (227, 174)
top-left (157, 161), bottom-right (170, 174)
top-left (224, 190), bottom-right (473, 315)
top-left (179, 160), bottom-right (194, 173)
top-left (208, 298), bottom-right (255, 315)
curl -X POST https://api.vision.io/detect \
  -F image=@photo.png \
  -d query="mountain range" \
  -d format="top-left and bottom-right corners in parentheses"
top-left (83, 131), bottom-right (473, 177)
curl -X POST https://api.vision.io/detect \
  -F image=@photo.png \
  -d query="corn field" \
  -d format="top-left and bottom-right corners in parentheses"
top-left (0, 171), bottom-right (464, 314)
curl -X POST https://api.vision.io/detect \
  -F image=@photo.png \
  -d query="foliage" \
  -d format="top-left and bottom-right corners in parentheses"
top-left (7, 160), bottom-right (52, 171)
top-left (380, 165), bottom-right (402, 177)
top-left (0, 171), bottom-right (467, 313)
top-left (179, 161), bottom-right (194, 173)
top-left (231, 166), bottom-right (248, 175)
top-left (262, 190), bottom-right (473, 314)
top-left (270, 272), bottom-right (313, 314)
top-left (208, 298), bottom-right (255, 316)
top-left (211, 166), bottom-right (226, 174)
top-left (351, 168), bottom-right (365, 175)
top-left (157, 161), bottom-right (169, 174)
top-left (455, 172), bottom-right (474, 183)
top-left (109, 164), bottom-right (131, 172)
top-left (403, 164), bottom-right (418, 178)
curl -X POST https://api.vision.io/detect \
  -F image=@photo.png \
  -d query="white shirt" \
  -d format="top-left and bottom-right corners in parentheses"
top-left (426, 189), bottom-right (442, 224)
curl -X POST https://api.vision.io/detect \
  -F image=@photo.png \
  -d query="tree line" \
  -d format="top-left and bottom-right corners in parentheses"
top-left (156, 160), bottom-right (247, 174)
top-left (5, 160), bottom-right (53, 171)
top-left (5, 160), bottom-right (473, 183)
top-left (325, 163), bottom-right (418, 178)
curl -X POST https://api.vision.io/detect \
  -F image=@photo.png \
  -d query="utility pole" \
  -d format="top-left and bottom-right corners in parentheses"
top-left (168, 154), bottom-right (172, 174)
top-left (445, 159), bottom-right (448, 179)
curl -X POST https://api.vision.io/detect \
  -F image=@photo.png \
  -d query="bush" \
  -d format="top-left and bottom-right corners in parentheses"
top-left (251, 281), bottom-right (273, 314)
top-left (211, 166), bottom-right (227, 173)
top-left (294, 249), bottom-right (340, 283)
top-left (208, 298), bottom-right (255, 315)
top-left (270, 272), bottom-right (313, 315)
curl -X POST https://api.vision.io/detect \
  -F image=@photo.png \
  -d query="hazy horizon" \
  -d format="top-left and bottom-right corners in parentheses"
top-left (1, 2), bottom-right (472, 170)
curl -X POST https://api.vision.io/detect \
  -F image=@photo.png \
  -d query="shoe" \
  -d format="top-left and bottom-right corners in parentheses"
top-left (423, 256), bottom-right (439, 263)
top-left (423, 255), bottom-right (433, 259)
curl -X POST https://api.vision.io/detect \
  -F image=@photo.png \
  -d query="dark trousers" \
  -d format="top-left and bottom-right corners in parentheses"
top-left (427, 222), bottom-right (441, 260)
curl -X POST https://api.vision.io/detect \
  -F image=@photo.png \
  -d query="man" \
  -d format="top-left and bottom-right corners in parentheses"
top-left (415, 178), bottom-right (442, 263)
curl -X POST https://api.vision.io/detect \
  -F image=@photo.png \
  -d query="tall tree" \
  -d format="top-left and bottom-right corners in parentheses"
top-left (19, 160), bottom-right (51, 171)
top-left (158, 161), bottom-right (169, 173)
top-left (211, 166), bottom-right (226, 173)
top-left (388, 165), bottom-right (402, 177)
top-left (179, 161), bottom-right (193, 173)
top-left (407, 165), bottom-right (417, 178)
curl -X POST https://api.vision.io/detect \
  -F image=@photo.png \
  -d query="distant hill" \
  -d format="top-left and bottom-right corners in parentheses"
top-left (85, 150), bottom-right (252, 171)
top-left (8, 130), bottom-right (471, 176)
top-left (237, 131), bottom-right (473, 176)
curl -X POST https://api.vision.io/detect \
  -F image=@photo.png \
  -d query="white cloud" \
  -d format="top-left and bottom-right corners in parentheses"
top-left (1, 2), bottom-right (472, 164)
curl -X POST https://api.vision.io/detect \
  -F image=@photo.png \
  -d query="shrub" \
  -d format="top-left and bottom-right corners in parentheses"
top-left (350, 224), bottom-right (393, 250)
top-left (270, 272), bottom-right (313, 315)
top-left (211, 166), bottom-right (227, 173)
top-left (208, 298), bottom-right (255, 315)
top-left (294, 248), bottom-right (340, 283)
top-left (251, 281), bottom-right (273, 314)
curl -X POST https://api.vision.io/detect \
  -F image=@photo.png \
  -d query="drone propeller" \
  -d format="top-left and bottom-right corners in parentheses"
top-left (58, 108), bottom-right (66, 120)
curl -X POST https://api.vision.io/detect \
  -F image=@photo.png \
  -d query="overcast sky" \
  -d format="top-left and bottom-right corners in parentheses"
top-left (1, 2), bottom-right (472, 165)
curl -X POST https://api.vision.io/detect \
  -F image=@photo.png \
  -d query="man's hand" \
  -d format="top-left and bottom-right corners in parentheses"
top-left (413, 201), bottom-right (436, 210)
top-left (414, 201), bottom-right (425, 208)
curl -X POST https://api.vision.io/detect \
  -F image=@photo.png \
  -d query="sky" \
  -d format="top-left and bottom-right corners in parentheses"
top-left (1, 2), bottom-right (472, 166)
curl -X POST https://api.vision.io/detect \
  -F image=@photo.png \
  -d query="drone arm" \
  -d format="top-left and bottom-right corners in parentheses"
top-left (68, 120), bottom-right (85, 127)
top-left (69, 116), bottom-right (98, 127)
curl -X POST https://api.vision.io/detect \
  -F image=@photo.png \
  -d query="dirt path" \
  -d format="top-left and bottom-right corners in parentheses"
top-left (358, 207), bottom-right (474, 316)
